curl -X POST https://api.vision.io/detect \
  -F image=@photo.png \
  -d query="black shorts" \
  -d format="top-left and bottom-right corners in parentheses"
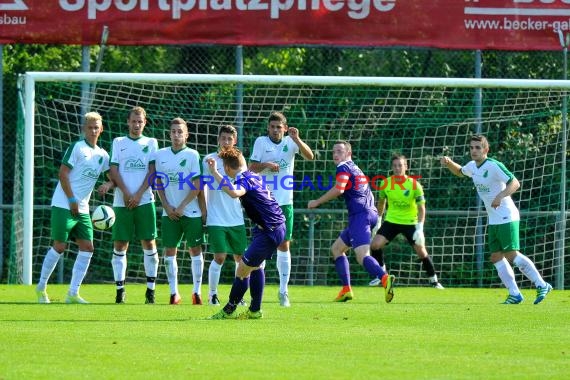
top-left (377, 221), bottom-right (416, 246)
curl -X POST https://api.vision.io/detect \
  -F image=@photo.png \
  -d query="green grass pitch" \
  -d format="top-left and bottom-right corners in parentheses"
top-left (0, 284), bottom-right (568, 379)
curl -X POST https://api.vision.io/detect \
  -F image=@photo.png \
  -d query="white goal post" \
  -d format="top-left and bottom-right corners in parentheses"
top-left (18, 72), bottom-right (568, 288)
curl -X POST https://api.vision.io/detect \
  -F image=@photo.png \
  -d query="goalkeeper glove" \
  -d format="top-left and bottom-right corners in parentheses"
top-left (413, 222), bottom-right (425, 246)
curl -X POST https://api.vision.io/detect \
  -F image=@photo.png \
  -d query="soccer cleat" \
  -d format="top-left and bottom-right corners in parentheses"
top-left (238, 298), bottom-right (248, 306)
top-left (170, 293), bottom-right (182, 305)
top-left (383, 274), bottom-right (396, 303)
top-left (115, 288), bottom-right (126, 304)
top-left (192, 293), bottom-right (203, 305)
top-left (431, 282), bottom-right (445, 290)
top-left (237, 309), bottom-right (263, 320)
top-left (145, 288), bottom-right (155, 304)
top-left (208, 308), bottom-right (238, 320)
top-left (65, 294), bottom-right (89, 304)
top-left (334, 287), bottom-right (353, 302)
top-left (208, 294), bottom-right (220, 305)
top-left (278, 292), bottom-right (291, 307)
top-left (36, 289), bottom-right (50, 304)
top-left (534, 283), bottom-right (553, 305)
top-left (369, 277), bottom-right (381, 287)
top-left (502, 293), bottom-right (524, 304)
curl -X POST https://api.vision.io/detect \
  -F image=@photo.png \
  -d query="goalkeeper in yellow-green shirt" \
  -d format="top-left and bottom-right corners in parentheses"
top-left (370, 154), bottom-right (444, 289)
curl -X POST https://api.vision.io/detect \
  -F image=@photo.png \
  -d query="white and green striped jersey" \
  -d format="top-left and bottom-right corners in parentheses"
top-left (51, 139), bottom-right (110, 214)
top-left (249, 135), bottom-right (300, 206)
top-left (152, 146), bottom-right (202, 218)
top-left (110, 135), bottom-right (158, 207)
top-left (461, 158), bottom-right (520, 225)
top-left (202, 151), bottom-right (245, 227)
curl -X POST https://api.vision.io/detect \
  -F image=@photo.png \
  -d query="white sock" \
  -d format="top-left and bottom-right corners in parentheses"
top-left (69, 251), bottom-right (93, 296)
top-left (37, 247), bottom-right (61, 291)
top-left (191, 253), bottom-right (204, 294)
top-left (208, 261), bottom-right (222, 296)
top-left (513, 253), bottom-right (546, 288)
top-left (111, 250), bottom-right (127, 288)
top-left (143, 249), bottom-right (159, 290)
top-left (494, 258), bottom-right (520, 296)
top-left (164, 256), bottom-right (178, 296)
top-left (428, 275), bottom-right (438, 283)
top-left (276, 250), bottom-right (291, 294)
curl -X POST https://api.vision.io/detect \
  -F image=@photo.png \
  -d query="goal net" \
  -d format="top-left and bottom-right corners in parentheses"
top-left (11, 73), bottom-right (569, 291)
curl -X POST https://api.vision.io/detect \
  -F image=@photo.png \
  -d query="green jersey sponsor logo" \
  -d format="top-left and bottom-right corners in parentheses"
top-left (81, 168), bottom-right (100, 179)
top-left (125, 158), bottom-right (146, 170)
top-left (167, 172), bottom-right (182, 183)
top-left (476, 183), bottom-right (490, 193)
top-left (278, 159), bottom-right (289, 170)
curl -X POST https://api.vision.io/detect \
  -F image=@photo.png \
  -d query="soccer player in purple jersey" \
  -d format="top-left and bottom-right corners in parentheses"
top-left (308, 140), bottom-right (396, 303)
top-left (206, 146), bottom-right (286, 319)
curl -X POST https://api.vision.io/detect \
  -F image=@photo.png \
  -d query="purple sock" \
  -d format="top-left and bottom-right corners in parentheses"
top-left (334, 256), bottom-right (351, 287)
top-left (249, 268), bottom-right (265, 312)
top-left (363, 255), bottom-right (385, 278)
top-left (226, 276), bottom-right (249, 312)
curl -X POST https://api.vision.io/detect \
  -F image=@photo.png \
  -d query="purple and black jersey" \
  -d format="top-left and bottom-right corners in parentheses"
top-left (235, 170), bottom-right (285, 231)
top-left (336, 160), bottom-right (377, 216)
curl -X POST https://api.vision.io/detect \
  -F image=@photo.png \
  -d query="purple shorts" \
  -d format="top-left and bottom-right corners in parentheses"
top-left (241, 225), bottom-right (286, 267)
top-left (339, 210), bottom-right (378, 249)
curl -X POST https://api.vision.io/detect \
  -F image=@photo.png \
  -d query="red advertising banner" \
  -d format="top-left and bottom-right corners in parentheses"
top-left (0, 0), bottom-right (569, 50)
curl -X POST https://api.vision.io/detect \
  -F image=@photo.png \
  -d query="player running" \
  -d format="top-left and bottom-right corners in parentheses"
top-left (308, 140), bottom-right (395, 303)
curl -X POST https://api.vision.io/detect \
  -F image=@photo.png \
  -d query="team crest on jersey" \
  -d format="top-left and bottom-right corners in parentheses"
top-left (180, 159), bottom-right (187, 167)
top-left (99, 157), bottom-right (103, 164)
top-left (142, 146), bottom-right (149, 153)
top-left (403, 189), bottom-right (410, 197)
top-left (283, 145), bottom-right (288, 152)
top-left (483, 170), bottom-right (489, 178)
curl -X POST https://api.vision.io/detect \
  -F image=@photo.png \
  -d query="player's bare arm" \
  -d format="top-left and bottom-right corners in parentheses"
top-left (308, 174), bottom-right (347, 208)
top-left (440, 156), bottom-right (464, 177)
top-left (156, 185), bottom-right (178, 221)
top-left (197, 190), bottom-right (207, 225)
top-left (377, 197), bottom-right (387, 217)
top-left (97, 180), bottom-right (115, 197)
top-left (288, 127), bottom-right (315, 160)
top-left (109, 165), bottom-right (133, 204)
top-left (174, 177), bottom-right (201, 216)
top-left (491, 177), bottom-right (520, 208)
top-left (417, 203), bottom-right (426, 224)
top-left (207, 158), bottom-right (246, 198)
top-left (58, 164), bottom-right (79, 216)
top-left (129, 168), bottom-right (153, 209)
top-left (249, 160), bottom-right (280, 173)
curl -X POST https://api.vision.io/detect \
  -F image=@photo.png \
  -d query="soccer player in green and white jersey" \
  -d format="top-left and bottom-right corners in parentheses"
top-left (249, 111), bottom-right (314, 307)
top-left (370, 154), bottom-right (444, 289)
top-left (109, 106), bottom-right (159, 304)
top-left (202, 125), bottom-right (247, 305)
top-left (441, 135), bottom-right (552, 304)
top-left (35, 111), bottom-right (112, 304)
top-left (150, 118), bottom-right (205, 305)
